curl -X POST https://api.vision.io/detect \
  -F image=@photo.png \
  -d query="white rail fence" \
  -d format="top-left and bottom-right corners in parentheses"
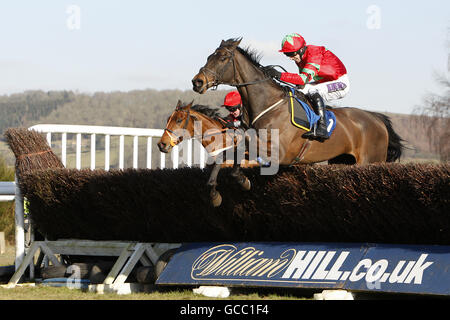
top-left (1, 124), bottom-right (209, 270)
top-left (28, 124), bottom-right (208, 170)
top-left (0, 181), bottom-right (15, 202)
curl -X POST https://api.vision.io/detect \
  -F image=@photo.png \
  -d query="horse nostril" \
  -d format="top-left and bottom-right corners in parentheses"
top-left (193, 79), bottom-right (203, 88)
top-left (158, 142), bottom-right (166, 150)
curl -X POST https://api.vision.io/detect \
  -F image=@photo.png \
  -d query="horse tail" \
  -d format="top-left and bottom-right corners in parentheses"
top-left (370, 112), bottom-right (406, 162)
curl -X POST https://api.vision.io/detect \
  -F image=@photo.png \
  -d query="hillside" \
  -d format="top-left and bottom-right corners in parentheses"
top-left (0, 89), bottom-right (443, 166)
top-left (0, 91), bottom-right (75, 132)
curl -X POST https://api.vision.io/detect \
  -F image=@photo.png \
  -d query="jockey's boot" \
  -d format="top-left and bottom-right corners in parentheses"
top-left (302, 92), bottom-right (329, 141)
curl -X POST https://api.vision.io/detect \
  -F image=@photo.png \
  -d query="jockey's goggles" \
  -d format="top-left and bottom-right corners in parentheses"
top-left (284, 50), bottom-right (300, 57)
top-left (225, 105), bottom-right (241, 112)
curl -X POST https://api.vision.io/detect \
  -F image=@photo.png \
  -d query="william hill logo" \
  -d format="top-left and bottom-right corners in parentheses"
top-left (192, 245), bottom-right (295, 279)
top-left (191, 244), bottom-right (433, 285)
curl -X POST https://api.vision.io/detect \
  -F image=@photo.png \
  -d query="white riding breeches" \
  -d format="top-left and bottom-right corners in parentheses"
top-left (299, 74), bottom-right (350, 102)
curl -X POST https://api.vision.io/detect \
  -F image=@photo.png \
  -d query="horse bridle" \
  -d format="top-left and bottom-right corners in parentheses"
top-left (199, 46), bottom-right (271, 90)
top-left (164, 107), bottom-right (239, 148)
top-left (163, 107), bottom-right (192, 147)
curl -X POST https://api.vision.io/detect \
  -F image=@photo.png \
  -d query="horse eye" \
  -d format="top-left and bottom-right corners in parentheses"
top-left (207, 52), bottom-right (218, 61)
top-left (176, 118), bottom-right (183, 124)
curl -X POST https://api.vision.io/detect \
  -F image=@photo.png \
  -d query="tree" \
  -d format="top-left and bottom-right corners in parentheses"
top-left (414, 72), bottom-right (449, 162)
top-left (413, 30), bottom-right (449, 162)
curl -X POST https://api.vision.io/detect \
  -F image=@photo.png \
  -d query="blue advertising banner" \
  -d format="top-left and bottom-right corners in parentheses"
top-left (156, 242), bottom-right (450, 296)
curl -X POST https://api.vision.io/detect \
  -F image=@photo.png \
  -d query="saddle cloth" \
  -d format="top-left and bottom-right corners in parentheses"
top-left (288, 88), bottom-right (337, 137)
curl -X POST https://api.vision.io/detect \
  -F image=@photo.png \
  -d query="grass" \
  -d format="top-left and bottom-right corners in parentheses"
top-left (0, 286), bottom-right (207, 300)
top-left (0, 203), bottom-right (14, 245)
top-left (0, 286), bottom-right (309, 300)
top-left (0, 245), bottom-right (15, 266)
top-left (0, 155), bottom-right (15, 244)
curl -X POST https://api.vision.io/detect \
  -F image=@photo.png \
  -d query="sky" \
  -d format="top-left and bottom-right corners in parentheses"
top-left (0, 0), bottom-right (448, 114)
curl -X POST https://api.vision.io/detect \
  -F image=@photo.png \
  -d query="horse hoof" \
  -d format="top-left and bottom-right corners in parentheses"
top-left (211, 192), bottom-right (222, 207)
top-left (241, 177), bottom-right (251, 191)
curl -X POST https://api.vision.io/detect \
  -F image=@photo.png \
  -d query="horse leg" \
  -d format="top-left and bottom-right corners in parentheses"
top-left (231, 162), bottom-right (251, 191)
top-left (230, 134), bottom-right (251, 190)
top-left (207, 162), bottom-right (222, 207)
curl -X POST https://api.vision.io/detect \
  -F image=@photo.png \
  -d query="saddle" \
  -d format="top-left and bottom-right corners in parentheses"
top-left (287, 88), bottom-right (336, 137)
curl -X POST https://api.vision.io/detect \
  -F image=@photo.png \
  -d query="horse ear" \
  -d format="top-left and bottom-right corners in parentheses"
top-left (220, 40), bottom-right (226, 46)
top-left (187, 100), bottom-right (194, 109)
top-left (176, 100), bottom-right (182, 109)
top-left (233, 37), bottom-right (242, 47)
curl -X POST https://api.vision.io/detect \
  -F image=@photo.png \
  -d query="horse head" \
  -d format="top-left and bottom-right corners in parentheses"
top-left (157, 100), bottom-right (195, 153)
top-left (192, 38), bottom-right (242, 94)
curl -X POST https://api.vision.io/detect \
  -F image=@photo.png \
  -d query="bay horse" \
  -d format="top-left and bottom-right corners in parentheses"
top-left (157, 100), bottom-right (257, 206)
top-left (192, 38), bottom-right (404, 168)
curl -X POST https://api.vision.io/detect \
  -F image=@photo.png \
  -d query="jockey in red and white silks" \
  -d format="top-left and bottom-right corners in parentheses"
top-left (264, 33), bottom-right (350, 141)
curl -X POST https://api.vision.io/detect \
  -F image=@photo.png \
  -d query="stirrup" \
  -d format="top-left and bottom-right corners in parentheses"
top-left (302, 123), bottom-right (329, 141)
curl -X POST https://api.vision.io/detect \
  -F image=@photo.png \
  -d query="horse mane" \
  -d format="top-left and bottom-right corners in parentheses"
top-left (191, 104), bottom-right (223, 120)
top-left (221, 38), bottom-right (295, 97)
top-left (221, 38), bottom-right (263, 68)
top-left (237, 47), bottom-right (263, 68)
top-left (176, 103), bottom-right (223, 125)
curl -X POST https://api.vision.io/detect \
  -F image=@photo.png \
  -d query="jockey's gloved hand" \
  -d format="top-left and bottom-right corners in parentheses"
top-left (224, 121), bottom-right (236, 129)
top-left (262, 67), bottom-right (282, 80)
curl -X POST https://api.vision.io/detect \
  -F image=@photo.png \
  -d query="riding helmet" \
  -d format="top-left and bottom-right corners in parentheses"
top-left (279, 33), bottom-right (306, 53)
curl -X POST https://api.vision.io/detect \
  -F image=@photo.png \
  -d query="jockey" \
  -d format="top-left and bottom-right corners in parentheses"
top-left (264, 33), bottom-right (350, 141)
top-left (221, 91), bottom-right (245, 129)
